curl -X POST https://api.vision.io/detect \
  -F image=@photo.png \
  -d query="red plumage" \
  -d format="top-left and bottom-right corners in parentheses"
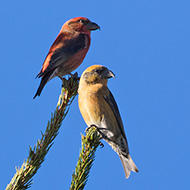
top-left (34, 17), bottom-right (100, 99)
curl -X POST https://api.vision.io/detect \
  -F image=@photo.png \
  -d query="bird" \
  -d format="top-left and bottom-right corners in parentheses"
top-left (33, 17), bottom-right (100, 99)
top-left (78, 65), bottom-right (138, 178)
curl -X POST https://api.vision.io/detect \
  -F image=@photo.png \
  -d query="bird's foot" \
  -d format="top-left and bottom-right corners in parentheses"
top-left (85, 125), bottom-right (93, 133)
top-left (85, 124), bottom-right (105, 148)
top-left (99, 142), bottom-right (104, 148)
top-left (86, 124), bottom-right (108, 140)
top-left (69, 72), bottom-right (80, 80)
top-left (59, 76), bottom-right (66, 83)
top-left (59, 77), bottom-right (67, 88)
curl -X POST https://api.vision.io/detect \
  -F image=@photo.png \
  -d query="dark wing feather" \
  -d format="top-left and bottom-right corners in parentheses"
top-left (37, 33), bottom-right (86, 78)
top-left (33, 69), bottom-right (55, 99)
top-left (104, 90), bottom-right (127, 140)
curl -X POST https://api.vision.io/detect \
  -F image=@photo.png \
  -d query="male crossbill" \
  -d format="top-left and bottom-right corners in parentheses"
top-left (33, 17), bottom-right (100, 99)
top-left (78, 65), bottom-right (138, 178)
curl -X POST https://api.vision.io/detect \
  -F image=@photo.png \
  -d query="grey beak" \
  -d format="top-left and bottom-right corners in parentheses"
top-left (104, 69), bottom-right (115, 79)
top-left (86, 21), bottom-right (100, 31)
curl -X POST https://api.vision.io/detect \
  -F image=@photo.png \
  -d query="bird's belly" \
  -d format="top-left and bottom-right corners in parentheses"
top-left (56, 49), bottom-right (88, 77)
top-left (80, 94), bottom-right (118, 139)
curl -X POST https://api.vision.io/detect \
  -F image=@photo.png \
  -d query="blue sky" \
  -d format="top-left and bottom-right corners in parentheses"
top-left (0, 0), bottom-right (189, 189)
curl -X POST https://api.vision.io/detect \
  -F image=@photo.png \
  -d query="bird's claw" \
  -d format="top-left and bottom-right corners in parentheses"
top-left (85, 125), bottom-right (104, 148)
top-left (99, 142), bottom-right (104, 148)
top-left (59, 77), bottom-right (67, 87)
top-left (86, 124), bottom-right (108, 140)
top-left (69, 72), bottom-right (80, 80)
top-left (85, 125), bottom-right (93, 133)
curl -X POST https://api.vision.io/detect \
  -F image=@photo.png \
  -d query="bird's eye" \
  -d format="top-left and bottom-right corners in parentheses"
top-left (79, 19), bottom-right (89, 24)
top-left (94, 69), bottom-right (101, 74)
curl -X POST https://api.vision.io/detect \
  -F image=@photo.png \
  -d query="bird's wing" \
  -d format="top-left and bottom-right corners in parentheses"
top-left (104, 90), bottom-right (127, 140)
top-left (36, 32), bottom-right (87, 78)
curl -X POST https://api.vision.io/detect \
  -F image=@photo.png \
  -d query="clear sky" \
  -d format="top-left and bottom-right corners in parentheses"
top-left (0, 0), bottom-right (189, 189)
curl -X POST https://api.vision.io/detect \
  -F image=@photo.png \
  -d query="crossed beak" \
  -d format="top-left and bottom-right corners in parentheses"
top-left (103, 69), bottom-right (115, 79)
top-left (86, 21), bottom-right (100, 31)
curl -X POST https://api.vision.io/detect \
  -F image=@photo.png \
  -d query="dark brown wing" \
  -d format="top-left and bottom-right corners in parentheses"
top-left (36, 33), bottom-right (87, 78)
top-left (104, 90), bottom-right (127, 140)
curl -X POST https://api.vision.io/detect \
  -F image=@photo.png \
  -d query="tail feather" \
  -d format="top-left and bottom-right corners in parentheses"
top-left (119, 154), bottom-right (138, 178)
top-left (33, 70), bottom-right (55, 99)
top-left (33, 78), bottom-right (47, 99)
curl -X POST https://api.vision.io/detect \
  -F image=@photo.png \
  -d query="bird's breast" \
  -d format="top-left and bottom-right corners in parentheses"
top-left (79, 86), bottom-right (118, 135)
top-left (57, 49), bottom-right (90, 77)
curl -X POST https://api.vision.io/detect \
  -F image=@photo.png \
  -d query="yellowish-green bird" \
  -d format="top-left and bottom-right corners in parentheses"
top-left (78, 65), bottom-right (138, 178)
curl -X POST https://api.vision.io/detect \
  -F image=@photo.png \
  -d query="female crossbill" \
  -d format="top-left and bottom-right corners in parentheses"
top-left (33, 17), bottom-right (100, 99)
top-left (78, 65), bottom-right (138, 178)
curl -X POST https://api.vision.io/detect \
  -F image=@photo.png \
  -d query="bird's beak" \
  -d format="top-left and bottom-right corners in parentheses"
top-left (86, 21), bottom-right (100, 31)
top-left (103, 69), bottom-right (115, 79)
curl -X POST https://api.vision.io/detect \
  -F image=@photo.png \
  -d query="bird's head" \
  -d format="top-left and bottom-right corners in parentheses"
top-left (80, 65), bottom-right (115, 88)
top-left (63, 17), bottom-right (100, 34)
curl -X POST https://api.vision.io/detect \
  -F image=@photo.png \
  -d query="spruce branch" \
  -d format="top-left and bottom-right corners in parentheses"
top-left (6, 76), bottom-right (79, 190)
top-left (70, 127), bottom-right (101, 190)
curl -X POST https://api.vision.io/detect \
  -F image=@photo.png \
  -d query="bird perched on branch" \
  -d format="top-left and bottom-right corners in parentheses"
top-left (78, 65), bottom-right (138, 178)
top-left (33, 17), bottom-right (100, 99)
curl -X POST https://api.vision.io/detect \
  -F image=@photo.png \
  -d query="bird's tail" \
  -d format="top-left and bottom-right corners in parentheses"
top-left (119, 154), bottom-right (139, 178)
top-left (33, 70), bottom-right (54, 99)
top-left (33, 77), bottom-right (47, 99)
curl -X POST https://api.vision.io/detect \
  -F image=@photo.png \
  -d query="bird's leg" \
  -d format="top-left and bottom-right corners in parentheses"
top-left (85, 124), bottom-right (104, 135)
top-left (85, 124), bottom-right (112, 147)
top-left (85, 125), bottom-right (104, 148)
top-left (85, 124), bottom-right (107, 139)
top-left (68, 72), bottom-right (80, 80)
top-left (85, 125), bottom-right (105, 148)
top-left (59, 76), bottom-right (67, 82)
top-left (59, 77), bottom-right (67, 88)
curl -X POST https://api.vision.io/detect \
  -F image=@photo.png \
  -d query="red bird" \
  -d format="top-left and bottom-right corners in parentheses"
top-left (33, 17), bottom-right (100, 99)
